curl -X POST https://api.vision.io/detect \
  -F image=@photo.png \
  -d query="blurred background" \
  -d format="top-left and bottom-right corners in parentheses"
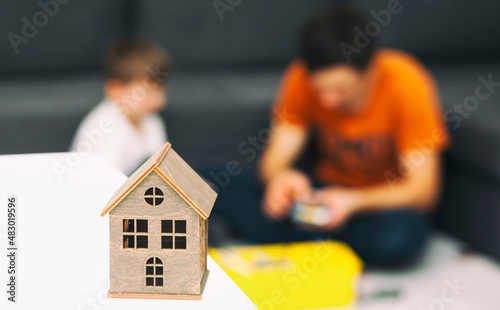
top-left (1, 0), bottom-right (500, 289)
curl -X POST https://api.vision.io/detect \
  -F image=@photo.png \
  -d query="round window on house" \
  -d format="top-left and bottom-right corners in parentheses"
top-left (144, 187), bottom-right (164, 206)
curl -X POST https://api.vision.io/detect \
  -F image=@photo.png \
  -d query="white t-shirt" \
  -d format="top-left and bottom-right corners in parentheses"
top-left (71, 100), bottom-right (167, 175)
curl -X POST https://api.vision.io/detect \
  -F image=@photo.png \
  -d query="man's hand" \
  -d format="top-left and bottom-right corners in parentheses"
top-left (263, 169), bottom-right (312, 220)
top-left (307, 187), bottom-right (363, 231)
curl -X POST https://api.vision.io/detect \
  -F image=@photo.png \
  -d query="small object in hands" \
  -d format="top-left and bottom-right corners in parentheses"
top-left (290, 201), bottom-right (333, 226)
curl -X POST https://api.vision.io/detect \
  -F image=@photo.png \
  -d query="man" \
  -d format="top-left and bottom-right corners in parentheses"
top-left (205, 5), bottom-right (450, 268)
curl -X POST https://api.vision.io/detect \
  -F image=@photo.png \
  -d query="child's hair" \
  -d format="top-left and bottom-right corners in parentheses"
top-left (104, 36), bottom-right (172, 84)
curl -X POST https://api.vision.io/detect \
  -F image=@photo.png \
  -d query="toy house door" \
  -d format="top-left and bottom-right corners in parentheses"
top-left (145, 257), bottom-right (164, 288)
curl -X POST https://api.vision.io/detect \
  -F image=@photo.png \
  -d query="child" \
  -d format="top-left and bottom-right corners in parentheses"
top-left (71, 36), bottom-right (172, 175)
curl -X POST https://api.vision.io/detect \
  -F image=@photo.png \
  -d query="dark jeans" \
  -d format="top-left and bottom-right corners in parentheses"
top-left (198, 165), bottom-right (430, 268)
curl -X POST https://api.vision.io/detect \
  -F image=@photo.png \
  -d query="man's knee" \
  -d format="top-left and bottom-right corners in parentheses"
top-left (366, 211), bottom-right (430, 267)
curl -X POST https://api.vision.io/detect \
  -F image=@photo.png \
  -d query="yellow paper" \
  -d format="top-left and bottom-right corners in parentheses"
top-left (210, 241), bottom-right (362, 309)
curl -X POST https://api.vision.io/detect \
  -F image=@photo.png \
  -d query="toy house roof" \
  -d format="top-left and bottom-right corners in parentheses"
top-left (100, 142), bottom-right (217, 219)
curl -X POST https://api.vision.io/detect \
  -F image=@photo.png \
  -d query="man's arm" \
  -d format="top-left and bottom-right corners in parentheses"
top-left (258, 124), bottom-right (309, 183)
top-left (314, 151), bottom-right (442, 230)
top-left (259, 124), bottom-right (312, 220)
top-left (358, 151), bottom-right (442, 211)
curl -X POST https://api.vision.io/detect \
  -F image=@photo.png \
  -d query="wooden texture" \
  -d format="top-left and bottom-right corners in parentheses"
top-left (108, 270), bottom-right (209, 300)
top-left (100, 142), bottom-right (171, 216)
top-left (107, 292), bottom-right (202, 300)
top-left (155, 168), bottom-right (209, 220)
top-left (109, 172), bottom-right (203, 296)
top-left (157, 148), bottom-right (217, 219)
top-left (103, 142), bottom-right (216, 299)
top-left (101, 142), bottom-right (217, 220)
top-left (200, 218), bottom-right (208, 275)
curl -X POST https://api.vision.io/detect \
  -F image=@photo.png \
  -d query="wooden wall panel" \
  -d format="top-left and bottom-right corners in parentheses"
top-left (109, 172), bottom-right (202, 296)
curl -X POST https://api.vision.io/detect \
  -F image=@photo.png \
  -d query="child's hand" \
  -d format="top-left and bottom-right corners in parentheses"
top-left (262, 169), bottom-right (312, 221)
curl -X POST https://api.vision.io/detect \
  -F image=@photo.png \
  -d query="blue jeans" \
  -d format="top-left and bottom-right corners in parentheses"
top-left (198, 165), bottom-right (430, 268)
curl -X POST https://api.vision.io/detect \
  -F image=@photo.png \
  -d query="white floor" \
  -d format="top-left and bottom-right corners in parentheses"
top-left (353, 233), bottom-right (500, 310)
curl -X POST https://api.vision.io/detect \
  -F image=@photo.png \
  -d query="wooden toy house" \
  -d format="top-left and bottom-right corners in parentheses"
top-left (100, 142), bottom-right (217, 300)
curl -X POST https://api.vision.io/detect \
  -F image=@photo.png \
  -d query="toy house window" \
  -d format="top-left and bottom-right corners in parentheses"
top-left (123, 219), bottom-right (148, 249)
top-left (145, 257), bottom-right (163, 287)
top-left (144, 187), bottom-right (164, 206)
top-left (161, 220), bottom-right (187, 250)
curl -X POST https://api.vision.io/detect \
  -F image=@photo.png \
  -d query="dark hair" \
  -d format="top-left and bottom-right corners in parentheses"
top-left (299, 5), bottom-right (377, 72)
top-left (104, 36), bottom-right (172, 84)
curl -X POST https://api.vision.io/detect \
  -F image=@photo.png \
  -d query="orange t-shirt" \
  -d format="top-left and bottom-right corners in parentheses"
top-left (273, 49), bottom-right (450, 187)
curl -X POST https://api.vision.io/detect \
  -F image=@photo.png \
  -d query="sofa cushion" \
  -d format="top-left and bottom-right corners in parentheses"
top-left (3, 60), bottom-right (500, 183)
top-left (428, 61), bottom-right (500, 182)
top-left (0, 0), bottom-right (124, 74)
top-left (438, 167), bottom-right (500, 260)
top-left (0, 73), bottom-right (102, 153)
top-left (351, 0), bottom-right (500, 59)
top-left (162, 68), bottom-right (281, 165)
top-left (0, 68), bottom-right (282, 167)
top-left (135, 0), bottom-right (333, 66)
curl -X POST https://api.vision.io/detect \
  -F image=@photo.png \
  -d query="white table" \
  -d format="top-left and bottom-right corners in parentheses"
top-left (0, 152), bottom-right (257, 310)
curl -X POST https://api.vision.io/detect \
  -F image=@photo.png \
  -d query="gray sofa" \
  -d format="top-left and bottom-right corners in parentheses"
top-left (1, 0), bottom-right (500, 259)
